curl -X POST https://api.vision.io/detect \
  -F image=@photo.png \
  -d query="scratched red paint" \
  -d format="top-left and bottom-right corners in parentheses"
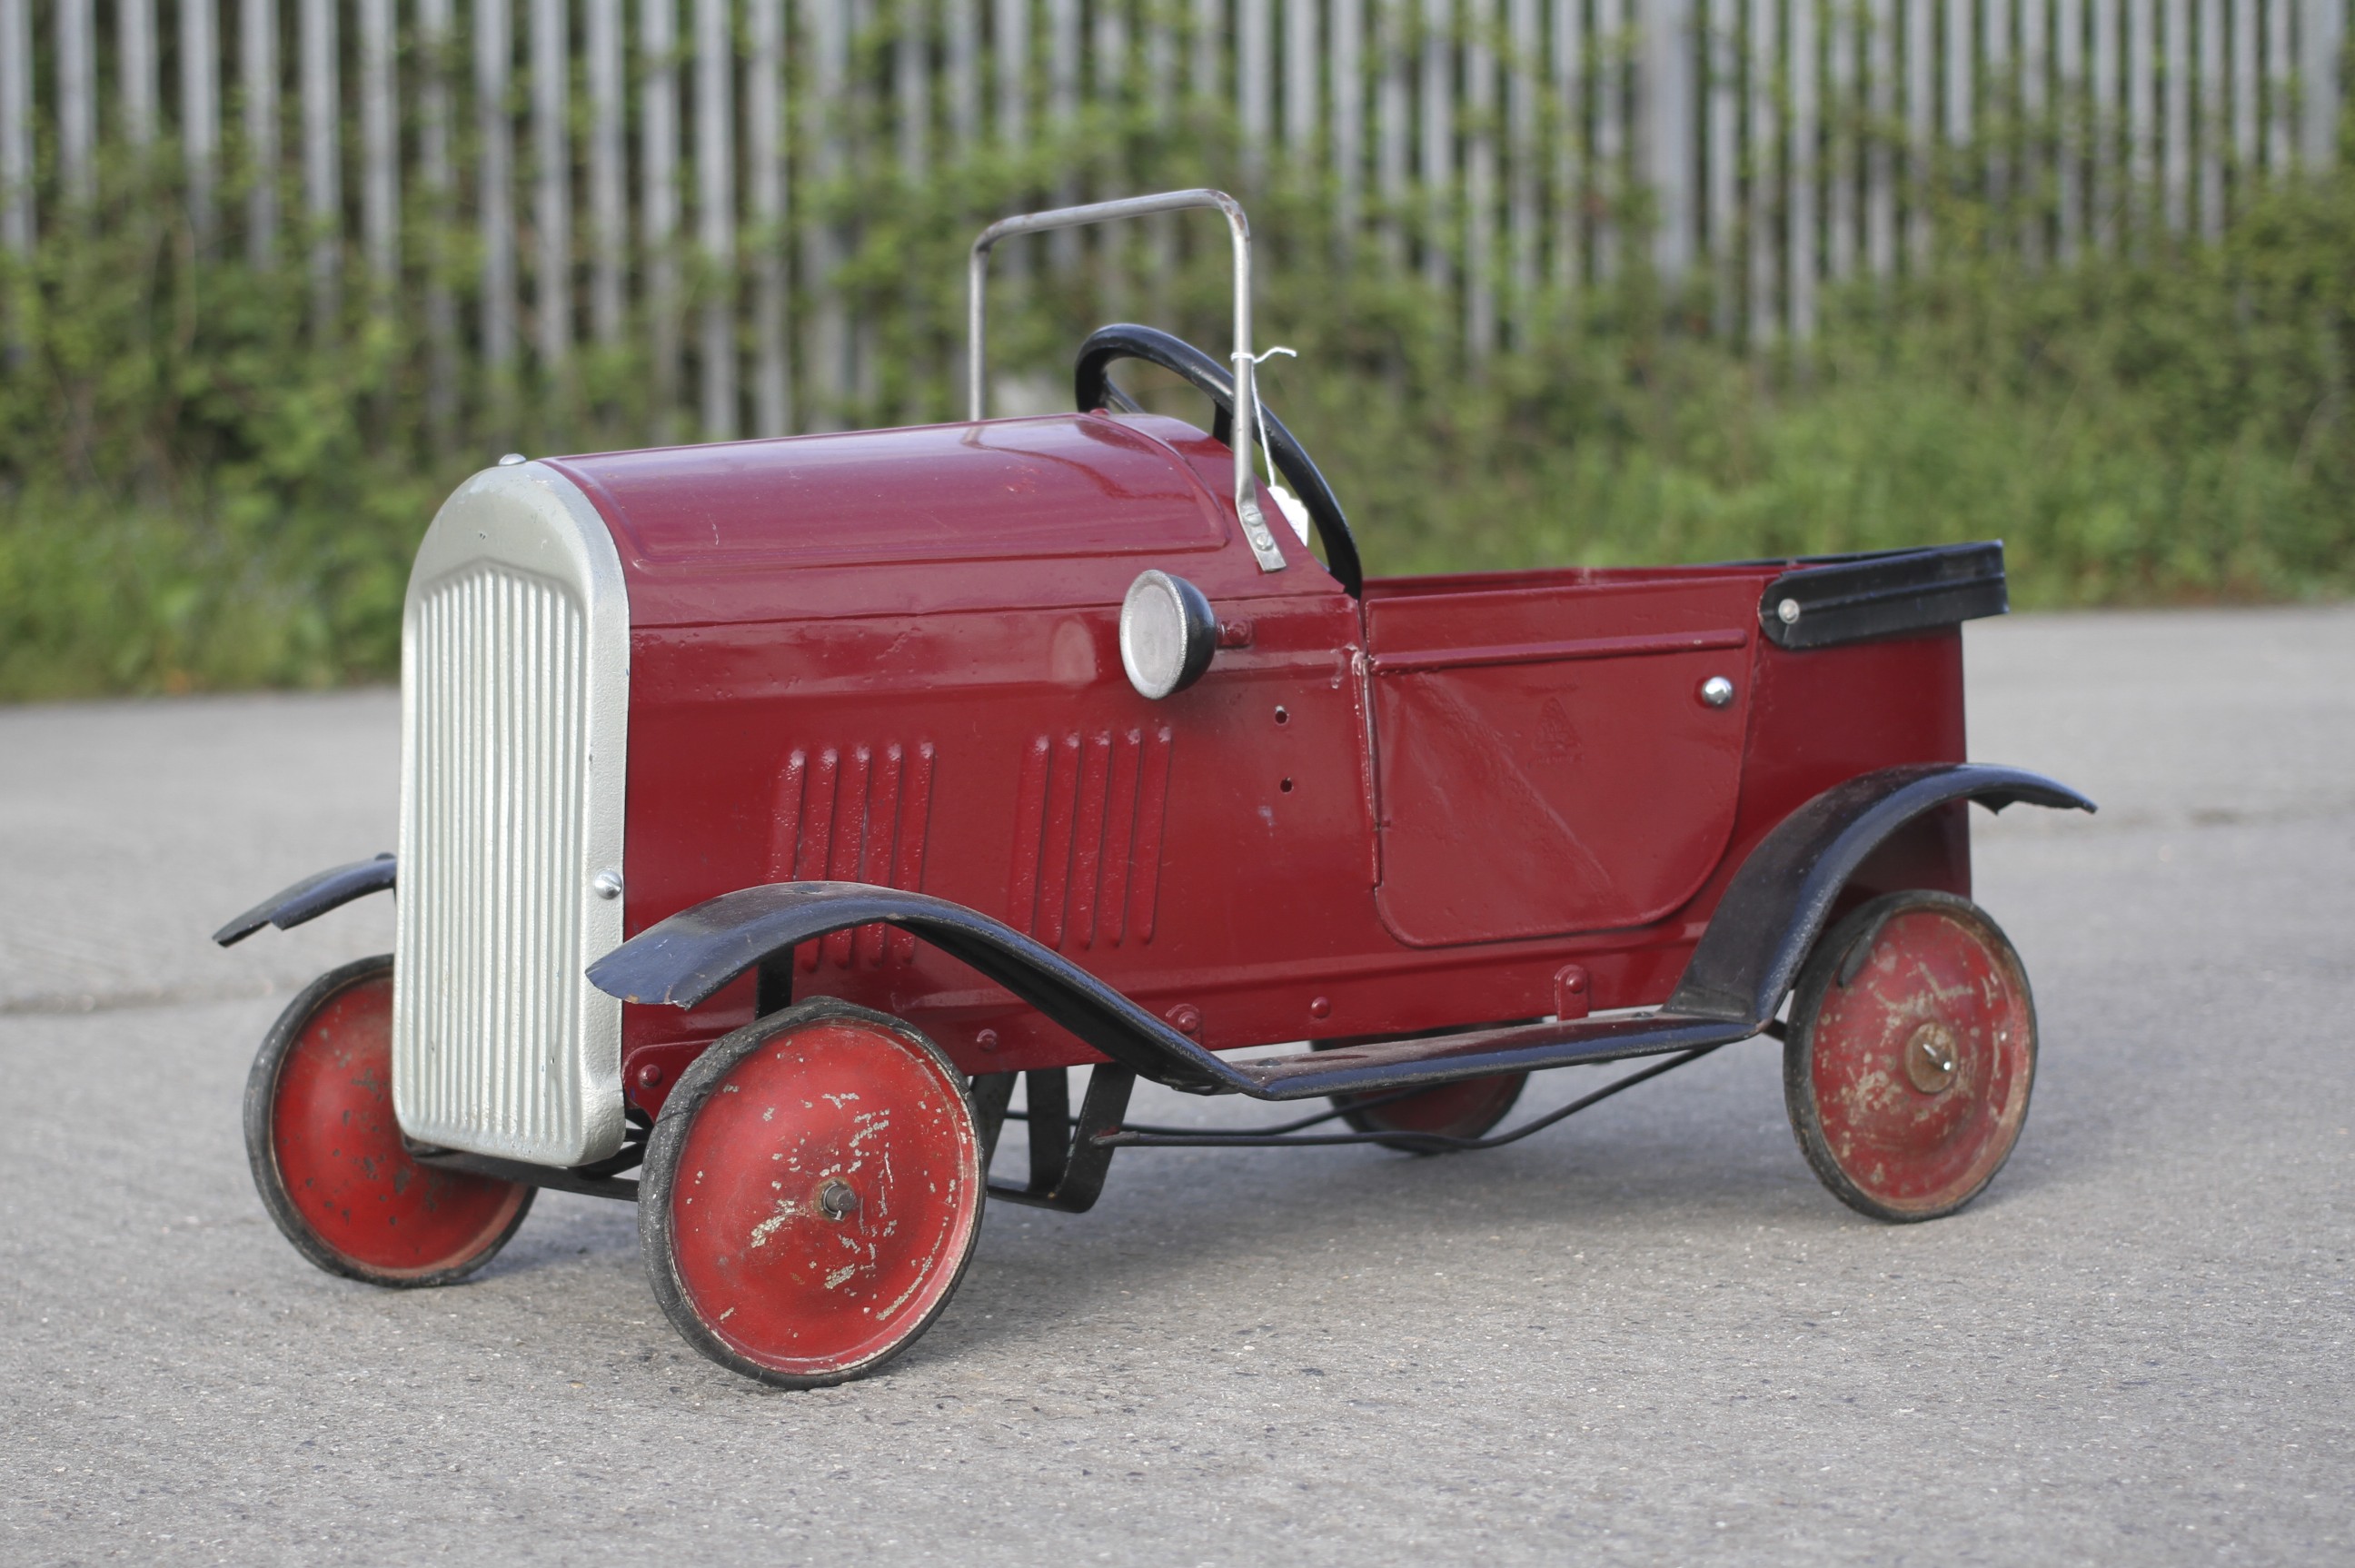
top-left (267, 970), bottom-right (530, 1276)
top-left (664, 1015), bottom-right (981, 1377)
top-left (1806, 905), bottom-right (2036, 1216)
top-left (538, 412), bottom-right (1969, 1113)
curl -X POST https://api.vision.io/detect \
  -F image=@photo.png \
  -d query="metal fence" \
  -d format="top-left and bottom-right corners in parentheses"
top-left (0, 0), bottom-right (2345, 438)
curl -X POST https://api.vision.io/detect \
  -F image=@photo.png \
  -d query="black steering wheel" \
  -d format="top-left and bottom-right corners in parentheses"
top-left (1074, 323), bottom-right (1364, 598)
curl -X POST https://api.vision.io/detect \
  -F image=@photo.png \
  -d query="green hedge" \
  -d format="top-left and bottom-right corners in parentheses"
top-left (3, 162), bottom-right (2350, 700)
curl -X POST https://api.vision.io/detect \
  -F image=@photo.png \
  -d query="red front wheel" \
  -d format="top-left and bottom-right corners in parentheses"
top-left (1784, 891), bottom-right (2039, 1222)
top-left (244, 955), bottom-right (534, 1285)
top-left (640, 999), bottom-right (985, 1388)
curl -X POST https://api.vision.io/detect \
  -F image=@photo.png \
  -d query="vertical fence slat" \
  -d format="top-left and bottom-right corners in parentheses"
top-left (1946, 0), bottom-right (1972, 145)
top-left (1000, 0), bottom-right (1031, 151)
top-left (1148, 0), bottom-right (1176, 282)
top-left (2197, 0), bottom-right (2221, 233)
top-left (419, 0), bottom-right (456, 438)
top-left (1193, 0), bottom-right (1223, 105)
top-left (2305, 0), bottom-right (2342, 169)
top-left (242, 0), bottom-right (278, 264)
top-left (1049, 0), bottom-right (1079, 259)
top-left (697, 0), bottom-right (735, 435)
top-left (361, 0), bottom-right (398, 283)
top-left (1549, 0), bottom-right (1577, 287)
top-left (803, 0), bottom-right (848, 420)
top-left (2262, 0), bottom-right (2289, 167)
top-left (587, 0), bottom-right (624, 345)
top-left (1466, 0), bottom-right (1496, 359)
top-left (1788, 0), bottom-right (1814, 336)
top-left (1090, 0), bottom-right (1125, 310)
top-left (1243, 0), bottom-right (1274, 177)
top-left (901, 0), bottom-right (932, 180)
top-left (1645, 0), bottom-right (1694, 277)
top-left (122, 0), bottom-right (159, 147)
top-left (532, 0), bottom-right (571, 368)
top-left (301, 0), bottom-right (339, 323)
top-left (1288, 0), bottom-right (1321, 158)
top-left (1906, 0), bottom-right (1930, 263)
top-left (2022, 0), bottom-right (2045, 262)
top-left (2057, 0), bottom-right (2082, 257)
top-left (180, 0), bottom-right (220, 238)
top-left (748, 0), bottom-right (791, 434)
top-left (2163, 0), bottom-right (2187, 228)
top-left (2128, 0), bottom-right (2153, 229)
top-left (1337, 0), bottom-right (1368, 239)
top-left (1421, 0), bottom-right (1453, 290)
top-left (1829, 0), bottom-right (1855, 281)
top-left (1505, 0), bottom-right (1537, 321)
top-left (478, 0), bottom-right (516, 372)
top-left (1748, 0), bottom-right (1774, 342)
top-left (1711, 0), bottom-right (1741, 319)
top-left (948, 0), bottom-right (979, 146)
top-left (0, 0), bottom-right (30, 256)
top-left (1595, 0), bottom-right (1623, 277)
top-left (2094, 0), bottom-right (2118, 242)
top-left (1869, 0), bottom-right (1897, 275)
top-left (2232, 0), bottom-right (2251, 173)
top-left (60, 0), bottom-right (95, 204)
top-left (645, 0), bottom-right (682, 417)
top-left (1380, 0), bottom-right (1410, 263)
top-left (1986, 0), bottom-right (2012, 219)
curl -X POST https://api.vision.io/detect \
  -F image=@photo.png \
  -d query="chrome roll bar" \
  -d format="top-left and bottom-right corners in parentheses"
top-left (965, 189), bottom-right (1288, 573)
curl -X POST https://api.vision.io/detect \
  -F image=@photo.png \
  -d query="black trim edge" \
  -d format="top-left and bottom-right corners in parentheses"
top-left (586, 764), bottom-right (2092, 1104)
top-left (214, 854), bottom-right (398, 947)
top-left (1761, 541), bottom-right (2008, 650)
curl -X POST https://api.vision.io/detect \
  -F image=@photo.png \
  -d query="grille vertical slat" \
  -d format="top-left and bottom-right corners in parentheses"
top-left (396, 561), bottom-right (594, 1160)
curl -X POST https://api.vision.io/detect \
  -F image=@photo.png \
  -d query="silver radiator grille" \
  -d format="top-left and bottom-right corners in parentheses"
top-left (400, 565), bottom-right (588, 1156)
top-left (393, 463), bottom-right (629, 1167)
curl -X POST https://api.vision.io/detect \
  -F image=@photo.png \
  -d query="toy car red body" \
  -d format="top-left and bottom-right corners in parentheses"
top-left (218, 192), bottom-right (2092, 1386)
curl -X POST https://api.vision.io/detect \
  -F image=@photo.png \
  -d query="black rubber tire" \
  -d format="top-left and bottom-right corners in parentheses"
top-left (245, 954), bottom-right (534, 1287)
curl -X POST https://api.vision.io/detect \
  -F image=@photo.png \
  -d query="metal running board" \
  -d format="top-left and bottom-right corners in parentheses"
top-left (1226, 1012), bottom-right (1761, 1102)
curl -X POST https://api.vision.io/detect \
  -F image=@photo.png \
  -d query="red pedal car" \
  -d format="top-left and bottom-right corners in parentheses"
top-left (218, 191), bottom-right (2091, 1387)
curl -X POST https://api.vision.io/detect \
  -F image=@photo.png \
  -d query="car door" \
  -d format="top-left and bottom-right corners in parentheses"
top-left (1363, 571), bottom-right (1760, 947)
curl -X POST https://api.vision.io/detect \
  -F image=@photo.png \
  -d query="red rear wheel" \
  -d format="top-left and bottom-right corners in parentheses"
top-left (1784, 891), bottom-right (2038, 1222)
top-left (640, 999), bottom-right (984, 1388)
top-left (1330, 1073), bottom-right (1528, 1150)
top-left (1316, 1033), bottom-right (1527, 1151)
top-left (245, 955), bottom-right (534, 1285)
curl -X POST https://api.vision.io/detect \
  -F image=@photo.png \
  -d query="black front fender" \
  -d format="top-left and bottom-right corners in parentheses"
top-left (585, 882), bottom-right (1247, 1094)
top-left (214, 854), bottom-right (397, 947)
top-left (1665, 762), bottom-right (2095, 1023)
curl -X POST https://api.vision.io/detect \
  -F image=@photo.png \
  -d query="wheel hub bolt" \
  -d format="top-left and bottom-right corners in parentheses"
top-left (1904, 1022), bottom-right (1961, 1094)
top-left (817, 1179), bottom-right (860, 1221)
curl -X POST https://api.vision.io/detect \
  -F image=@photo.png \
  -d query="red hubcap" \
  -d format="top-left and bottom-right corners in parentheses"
top-left (668, 1017), bottom-right (981, 1378)
top-left (1808, 906), bottom-right (2034, 1216)
top-left (270, 970), bottom-right (530, 1276)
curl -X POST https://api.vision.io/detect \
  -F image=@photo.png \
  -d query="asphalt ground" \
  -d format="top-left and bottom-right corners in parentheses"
top-left (3, 606), bottom-right (2350, 1566)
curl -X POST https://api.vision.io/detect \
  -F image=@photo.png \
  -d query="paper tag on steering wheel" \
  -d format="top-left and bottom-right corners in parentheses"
top-left (1269, 484), bottom-right (1312, 546)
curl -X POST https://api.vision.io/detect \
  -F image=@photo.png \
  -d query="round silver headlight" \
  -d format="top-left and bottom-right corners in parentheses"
top-left (1119, 570), bottom-right (1218, 700)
